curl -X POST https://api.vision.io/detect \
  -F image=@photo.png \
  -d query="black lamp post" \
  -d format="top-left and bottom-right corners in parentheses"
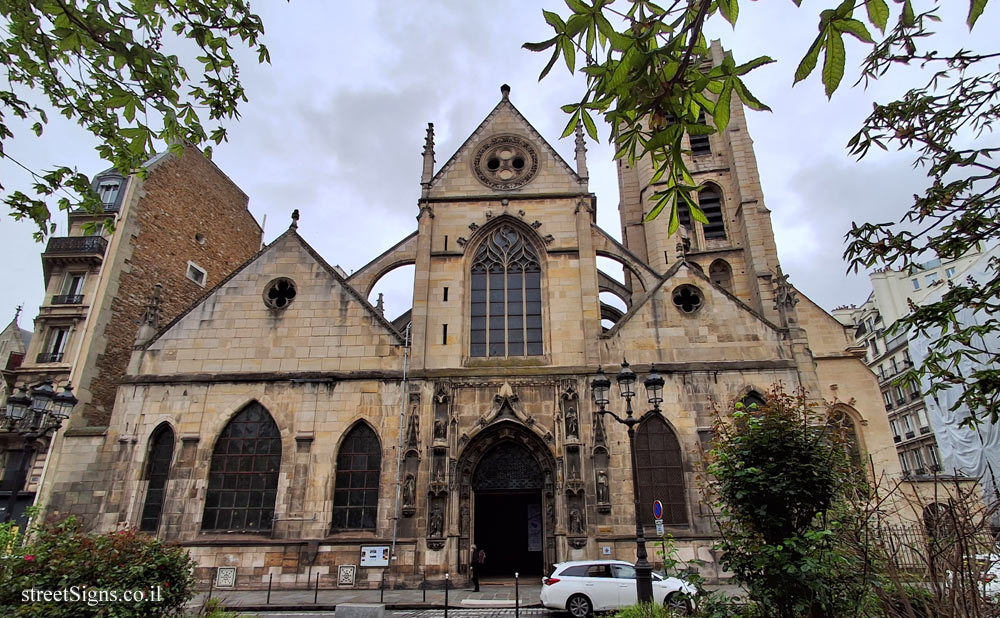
top-left (591, 361), bottom-right (664, 604)
top-left (2, 381), bottom-right (77, 524)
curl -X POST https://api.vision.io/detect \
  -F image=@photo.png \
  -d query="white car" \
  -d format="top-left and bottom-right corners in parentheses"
top-left (540, 559), bottom-right (697, 617)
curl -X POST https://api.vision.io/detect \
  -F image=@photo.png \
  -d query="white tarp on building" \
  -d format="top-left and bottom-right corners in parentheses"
top-left (907, 246), bottom-right (1000, 523)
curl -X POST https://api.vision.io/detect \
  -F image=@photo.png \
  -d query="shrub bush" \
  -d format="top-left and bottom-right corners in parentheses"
top-left (0, 518), bottom-right (195, 617)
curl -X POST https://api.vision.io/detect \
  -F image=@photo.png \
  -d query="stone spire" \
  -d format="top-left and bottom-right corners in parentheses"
top-left (574, 123), bottom-right (589, 182)
top-left (420, 123), bottom-right (435, 197)
top-left (375, 292), bottom-right (385, 316)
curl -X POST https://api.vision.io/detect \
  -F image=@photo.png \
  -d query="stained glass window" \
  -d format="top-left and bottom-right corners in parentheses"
top-left (140, 424), bottom-right (174, 532)
top-left (635, 416), bottom-right (688, 526)
top-left (470, 224), bottom-right (542, 357)
top-left (332, 424), bottom-right (381, 531)
top-left (202, 402), bottom-right (281, 532)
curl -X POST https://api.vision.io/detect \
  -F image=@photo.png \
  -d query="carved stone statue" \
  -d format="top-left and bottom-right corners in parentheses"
top-left (460, 504), bottom-right (470, 534)
top-left (565, 406), bottom-right (579, 438)
top-left (594, 414), bottom-right (605, 444)
top-left (434, 418), bottom-right (447, 440)
top-left (403, 474), bottom-right (416, 506)
top-left (596, 470), bottom-right (609, 503)
top-left (546, 502), bottom-right (556, 527)
top-left (569, 507), bottom-right (584, 534)
top-left (569, 458), bottom-right (579, 480)
top-left (429, 508), bottom-right (444, 538)
top-left (406, 413), bottom-right (419, 447)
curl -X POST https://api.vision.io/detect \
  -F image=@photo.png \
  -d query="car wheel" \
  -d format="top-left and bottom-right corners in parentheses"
top-left (567, 593), bottom-right (593, 618)
top-left (664, 592), bottom-right (693, 615)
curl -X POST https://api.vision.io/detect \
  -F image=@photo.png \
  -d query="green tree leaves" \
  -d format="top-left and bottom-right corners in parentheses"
top-left (1, 0), bottom-right (270, 240)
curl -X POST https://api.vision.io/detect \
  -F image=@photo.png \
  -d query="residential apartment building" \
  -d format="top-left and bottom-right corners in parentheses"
top-left (1, 146), bottom-right (262, 525)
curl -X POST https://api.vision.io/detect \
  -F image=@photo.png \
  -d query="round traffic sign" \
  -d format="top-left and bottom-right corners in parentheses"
top-left (652, 500), bottom-right (663, 519)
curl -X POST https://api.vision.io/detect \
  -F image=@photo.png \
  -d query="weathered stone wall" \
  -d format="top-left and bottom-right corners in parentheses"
top-left (81, 147), bottom-right (261, 426)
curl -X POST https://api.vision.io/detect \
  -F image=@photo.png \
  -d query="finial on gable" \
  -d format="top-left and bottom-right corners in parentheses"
top-left (421, 122), bottom-right (436, 196)
top-left (574, 123), bottom-right (589, 183)
top-left (290, 209), bottom-right (300, 229)
top-left (14, 304), bottom-right (22, 325)
top-left (500, 84), bottom-right (511, 100)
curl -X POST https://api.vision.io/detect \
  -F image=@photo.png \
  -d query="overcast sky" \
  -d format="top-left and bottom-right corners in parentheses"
top-left (1, 1), bottom-right (995, 329)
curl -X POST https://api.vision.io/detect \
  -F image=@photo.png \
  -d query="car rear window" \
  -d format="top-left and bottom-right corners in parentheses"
top-left (558, 565), bottom-right (589, 577)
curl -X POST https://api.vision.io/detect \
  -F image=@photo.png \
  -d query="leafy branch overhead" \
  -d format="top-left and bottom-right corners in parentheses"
top-left (527, 0), bottom-right (1000, 424)
top-left (0, 0), bottom-right (271, 239)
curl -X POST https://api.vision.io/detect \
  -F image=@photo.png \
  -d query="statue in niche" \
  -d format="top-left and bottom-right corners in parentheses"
top-left (569, 458), bottom-right (579, 480)
top-left (406, 412), bottom-right (419, 447)
top-left (460, 504), bottom-right (470, 534)
top-left (434, 418), bottom-right (447, 440)
top-left (403, 474), bottom-right (416, 506)
top-left (546, 502), bottom-right (556, 528)
top-left (565, 406), bottom-right (579, 438)
top-left (569, 507), bottom-right (584, 534)
top-left (596, 470), bottom-right (609, 503)
top-left (434, 460), bottom-right (444, 482)
top-left (429, 508), bottom-right (444, 538)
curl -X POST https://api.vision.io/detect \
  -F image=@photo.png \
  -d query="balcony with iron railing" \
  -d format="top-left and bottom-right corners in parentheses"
top-left (51, 294), bottom-right (84, 305)
top-left (43, 236), bottom-right (107, 256)
top-left (35, 352), bottom-right (65, 364)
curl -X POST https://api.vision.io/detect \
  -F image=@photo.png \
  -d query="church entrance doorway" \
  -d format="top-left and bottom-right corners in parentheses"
top-left (460, 424), bottom-right (555, 579)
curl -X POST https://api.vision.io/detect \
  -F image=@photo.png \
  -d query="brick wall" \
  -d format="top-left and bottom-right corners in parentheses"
top-left (84, 147), bottom-right (261, 426)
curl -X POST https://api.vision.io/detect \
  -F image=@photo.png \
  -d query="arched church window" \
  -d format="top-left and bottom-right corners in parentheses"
top-left (828, 406), bottom-right (863, 468)
top-left (699, 187), bottom-right (727, 240)
top-left (742, 391), bottom-right (766, 410)
top-left (139, 423), bottom-right (174, 532)
top-left (709, 259), bottom-right (733, 293)
top-left (635, 415), bottom-right (688, 526)
top-left (470, 224), bottom-right (542, 357)
top-left (332, 423), bottom-right (381, 531)
top-left (202, 402), bottom-right (281, 532)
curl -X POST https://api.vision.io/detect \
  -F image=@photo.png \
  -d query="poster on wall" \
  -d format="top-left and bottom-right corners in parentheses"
top-left (527, 503), bottom-right (542, 551)
top-left (360, 545), bottom-right (390, 567)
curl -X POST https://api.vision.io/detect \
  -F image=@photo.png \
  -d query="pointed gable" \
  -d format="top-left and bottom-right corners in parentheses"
top-left (427, 86), bottom-right (585, 197)
top-left (136, 230), bottom-right (404, 376)
top-left (602, 261), bottom-right (788, 365)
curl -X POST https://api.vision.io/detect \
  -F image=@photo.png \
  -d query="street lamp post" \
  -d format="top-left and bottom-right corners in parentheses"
top-left (590, 361), bottom-right (664, 604)
top-left (2, 381), bottom-right (77, 524)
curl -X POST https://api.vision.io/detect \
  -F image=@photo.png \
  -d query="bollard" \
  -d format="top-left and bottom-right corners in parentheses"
top-left (444, 573), bottom-right (449, 618)
top-left (314, 572), bottom-right (319, 604)
top-left (266, 573), bottom-right (272, 605)
top-left (207, 570), bottom-right (215, 601)
top-left (380, 573), bottom-right (384, 603)
top-left (422, 572), bottom-right (427, 602)
top-left (515, 571), bottom-right (520, 618)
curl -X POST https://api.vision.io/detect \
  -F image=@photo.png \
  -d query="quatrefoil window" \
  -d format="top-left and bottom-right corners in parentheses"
top-left (672, 284), bottom-right (703, 314)
top-left (264, 277), bottom-right (297, 310)
top-left (472, 135), bottom-right (539, 190)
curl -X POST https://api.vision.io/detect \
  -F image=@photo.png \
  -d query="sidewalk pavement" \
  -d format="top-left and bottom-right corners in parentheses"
top-left (192, 580), bottom-right (544, 613)
top-left (192, 580), bottom-right (745, 613)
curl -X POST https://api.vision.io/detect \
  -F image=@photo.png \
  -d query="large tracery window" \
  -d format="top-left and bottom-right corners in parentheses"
top-left (470, 224), bottom-right (543, 357)
top-left (635, 416), bottom-right (688, 526)
top-left (202, 402), bottom-right (281, 533)
top-left (332, 423), bottom-right (381, 531)
top-left (139, 424), bottom-right (175, 532)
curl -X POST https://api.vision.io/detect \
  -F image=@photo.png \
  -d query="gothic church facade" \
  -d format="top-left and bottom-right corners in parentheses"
top-left (39, 52), bottom-right (903, 588)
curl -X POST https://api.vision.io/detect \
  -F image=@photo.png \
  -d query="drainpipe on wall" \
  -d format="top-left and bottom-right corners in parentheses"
top-left (390, 323), bottom-right (411, 584)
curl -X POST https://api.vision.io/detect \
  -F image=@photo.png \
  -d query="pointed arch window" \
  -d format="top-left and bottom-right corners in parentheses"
top-left (635, 416), bottom-right (688, 526)
top-left (698, 187), bottom-right (726, 240)
top-left (709, 259), bottom-right (733, 293)
top-left (470, 224), bottom-right (542, 357)
top-left (140, 424), bottom-right (175, 532)
top-left (202, 402), bottom-right (281, 532)
top-left (332, 423), bottom-right (381, 531)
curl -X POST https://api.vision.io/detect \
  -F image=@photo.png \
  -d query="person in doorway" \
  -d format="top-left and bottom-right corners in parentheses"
top-left (470, 544), bottom-right (481, 592)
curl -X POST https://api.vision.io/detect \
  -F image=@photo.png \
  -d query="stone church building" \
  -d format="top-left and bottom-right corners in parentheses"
top-left (38, 63), bottom-right (905, 588)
